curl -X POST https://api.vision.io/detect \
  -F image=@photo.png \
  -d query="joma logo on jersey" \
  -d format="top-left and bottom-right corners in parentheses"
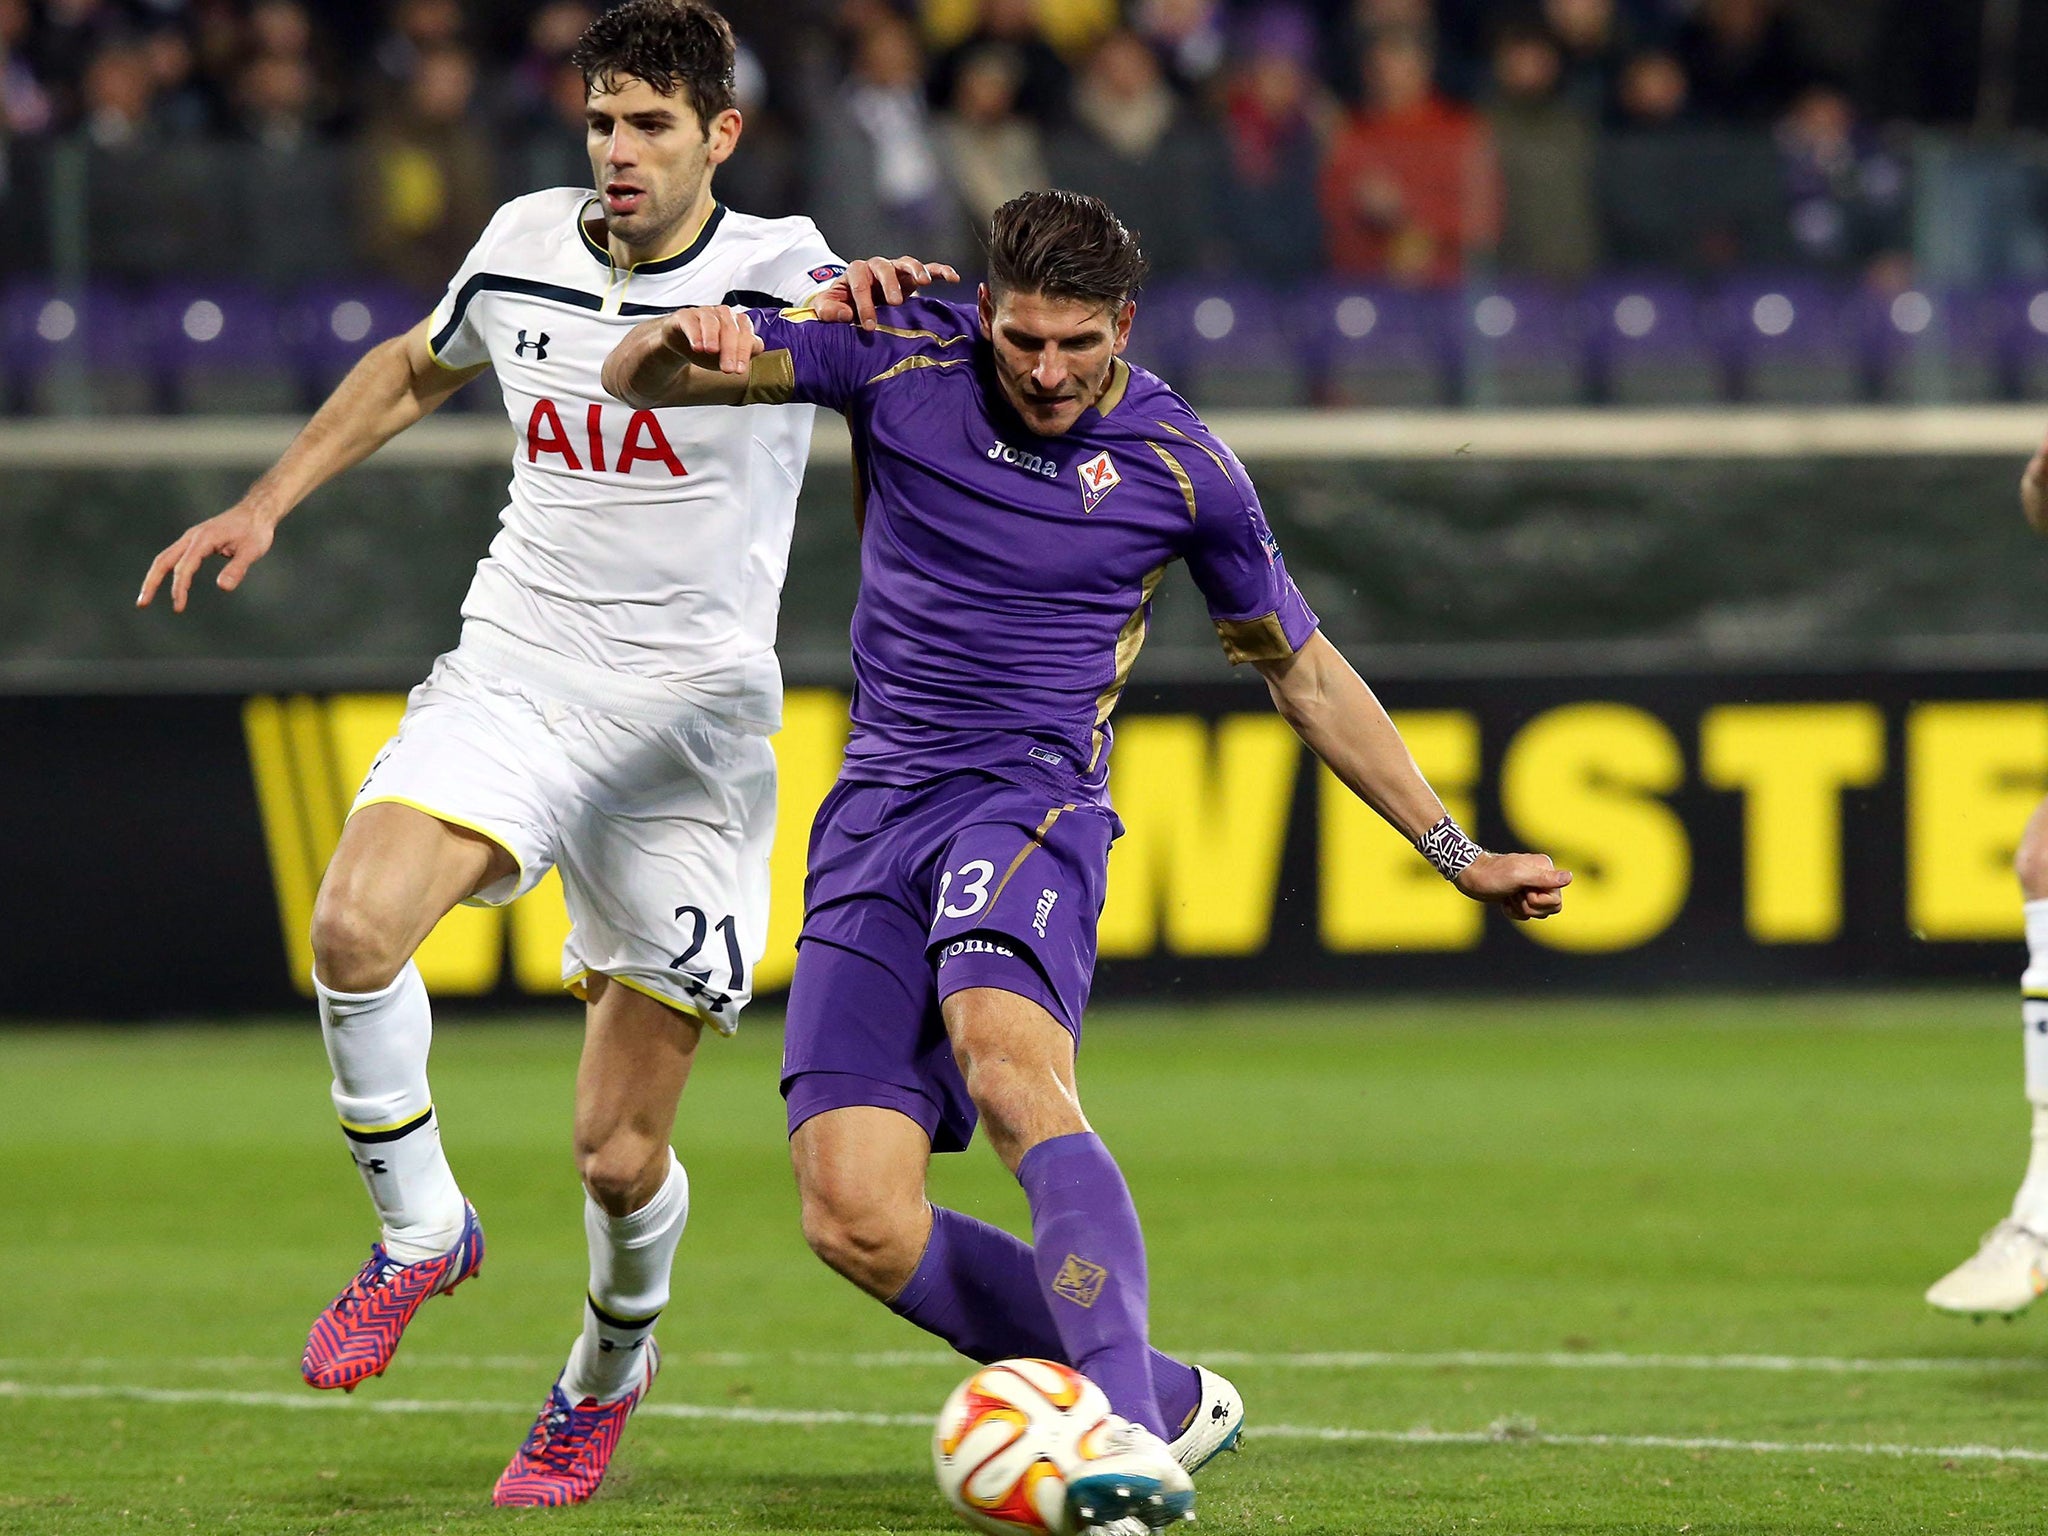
top-left (525, 399), bottom-right (687, 477)
top-left (514, 329), bottom-right (550, 360)
top-left (1077, 450), bottom-right (1120, 512)
top-left (987, 439), bottom-right (1058, 480)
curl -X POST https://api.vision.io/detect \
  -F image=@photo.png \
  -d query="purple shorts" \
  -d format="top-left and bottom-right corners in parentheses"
top-left (781, 772), bottom-right (1114, 1153)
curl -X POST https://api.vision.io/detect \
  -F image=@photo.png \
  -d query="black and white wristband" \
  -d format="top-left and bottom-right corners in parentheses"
top-left (1416, 816), bottom-right (1485, 881)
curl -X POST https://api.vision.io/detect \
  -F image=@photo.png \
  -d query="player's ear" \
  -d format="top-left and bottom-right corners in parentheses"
top-left (1111, 299), bottom-right (1135, 356)
top-left (977, 283), bottom-right (995, 333)
top-left (704, 106), bottom-right (742, 165)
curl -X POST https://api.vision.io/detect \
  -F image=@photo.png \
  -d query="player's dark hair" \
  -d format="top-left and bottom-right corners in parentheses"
top-left (985, 190), bottom-right (1150, 312)
top-left (571, 0), bottom-right (737, 124)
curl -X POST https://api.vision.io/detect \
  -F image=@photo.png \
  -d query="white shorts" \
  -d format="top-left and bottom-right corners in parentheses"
top-left (350, 648), bottom-right (775, 1032)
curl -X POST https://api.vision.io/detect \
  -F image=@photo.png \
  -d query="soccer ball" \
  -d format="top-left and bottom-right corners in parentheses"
top-left (932, 1358), bottom-right (1112, 1534)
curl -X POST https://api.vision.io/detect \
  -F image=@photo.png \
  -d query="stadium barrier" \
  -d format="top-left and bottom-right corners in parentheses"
top-left (5, 409), bottom-right (2046, 1015)
top-left (5, 668), bottom-right (2046, 1018)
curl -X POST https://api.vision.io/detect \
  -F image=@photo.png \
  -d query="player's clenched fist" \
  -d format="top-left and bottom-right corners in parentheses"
top-left (1455, 851), bottom-right (1572, 921)
top-left (660, 304), bottom-right (762, 375)
top-left (137, 501), bottom-right (279, 613)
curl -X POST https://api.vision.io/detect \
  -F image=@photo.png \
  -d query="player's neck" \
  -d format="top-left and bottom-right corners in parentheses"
top-left (606, 183), bottom-right (719, 270)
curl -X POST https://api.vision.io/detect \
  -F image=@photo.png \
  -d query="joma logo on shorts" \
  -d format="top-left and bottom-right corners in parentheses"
top-left (1033, 887), bottom-right (1058, 937)
top-left (986, 439), bottom-right (1058, 479)
top-left (940, 937), bottom-right (1016, 962)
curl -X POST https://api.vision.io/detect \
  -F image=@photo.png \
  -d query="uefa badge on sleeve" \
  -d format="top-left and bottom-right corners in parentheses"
top-left (1077, 450), bottom-right (1121, 513)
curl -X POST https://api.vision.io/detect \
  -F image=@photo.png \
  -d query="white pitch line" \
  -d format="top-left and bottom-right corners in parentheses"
top-left (5, 1349), bottom-right (2047, 1375)
top-left (10, 1380), bottom-right (2048, 1466)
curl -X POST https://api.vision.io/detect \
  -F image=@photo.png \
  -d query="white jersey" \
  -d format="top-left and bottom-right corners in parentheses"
top-left (426, 188), bottom-right (846, 734)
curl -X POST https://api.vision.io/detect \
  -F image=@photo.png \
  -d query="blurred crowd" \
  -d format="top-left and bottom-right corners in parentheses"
top-left (5, 0), bottom-right (2048, 295)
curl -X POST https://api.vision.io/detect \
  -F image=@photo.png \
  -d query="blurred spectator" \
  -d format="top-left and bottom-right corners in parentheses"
top-left (1, 0), bottom-right (52, 140)
top-left (1049, 28), bottom-right (1222, 274)
top-left (811, 13), bottom-right (967, 262)
top-left (1868, 0), bottom-right (2048, 132)
top-left (78, 39), bottom-right (154, 149)
top-left (1776, 82), bottom-right (1909, 288)
top-left (249, 0), bottom-right (316, 65)
top-left (375, 0), bottom-right (467, 101)
top-left (503, 0), bottom-right (593, 122)
top-left (1614, 48), bottom-right (1688, 129)
top-left (927, 0), bottom-right (1073, 129)
top-left (142, 23), bottom-right (216, 139)
top-left (1675, 0), bottom-right (1814, 123)
top-left (936, 44), bottom-right (1046, 227)
top-left (30, 0), bottom-right (116, 124)
top-left (1135, 0), bottom-right (1227, 95)
top-left (1220, 8), bottom-right (1328, 278)
top-left (924, 0), bottom-right (1116, 63)
top-left (1486, 20), bottom-right (1597, 280)
top-left (1320, 28), bottom-right (1495, 284)
top-left (1542, 0), bottom-right (1637, 120)
top-left (357, 44), bottom-right (494, 293)
top-left (236, 49), bottom-right (323, 151)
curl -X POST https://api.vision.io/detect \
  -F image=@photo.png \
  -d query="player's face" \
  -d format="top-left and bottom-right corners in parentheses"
top-left (979, 285), bottom-right (1134, 438)
top-left (585, 74), bottom-right (739, 256)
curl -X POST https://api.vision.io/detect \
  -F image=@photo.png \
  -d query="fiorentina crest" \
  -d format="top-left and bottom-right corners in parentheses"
top-left (1077, 450), bottom-right (1121, 513)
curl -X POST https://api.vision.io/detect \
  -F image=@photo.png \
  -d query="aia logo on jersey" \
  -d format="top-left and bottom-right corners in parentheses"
top-left (525, 398), bottom-right (686, 477)
top-left (1077, 450), bottom-right (1120, 513)
top-left (514, 329), bottom-right (549, 360)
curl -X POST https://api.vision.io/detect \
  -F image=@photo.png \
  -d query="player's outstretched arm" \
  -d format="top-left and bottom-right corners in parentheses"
top-left (1255, 631), bottom-right (1572, 921)
top-left (2022, 422), bottom-right (2048, 535)
top-left (138, 320), bottom-right (486, 613)
top-left (604, 304), bottom-right (769, 409)
top-left (807, 256), bottom-right (960, 329)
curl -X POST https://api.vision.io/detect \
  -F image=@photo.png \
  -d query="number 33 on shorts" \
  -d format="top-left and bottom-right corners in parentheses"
top-left (936, 860), bottom-right (995, 921)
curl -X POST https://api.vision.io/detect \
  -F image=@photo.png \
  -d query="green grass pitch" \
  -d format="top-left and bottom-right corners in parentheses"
top-left (8, 991), bottom-right (2048, 1533)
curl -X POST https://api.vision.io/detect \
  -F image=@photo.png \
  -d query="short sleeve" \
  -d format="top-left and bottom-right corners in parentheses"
top-left (424, 202), bottom-right (515, 371)
top-left (750, 218), bottom-right (847, 307)
top-left (744, 303), bottom-right (957, 414)
top-left (1181, 456), bottom-right (1320, 665)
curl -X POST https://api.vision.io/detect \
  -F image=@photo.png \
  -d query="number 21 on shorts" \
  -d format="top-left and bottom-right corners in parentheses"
top-left (936, 860), bottom-right (994, 921)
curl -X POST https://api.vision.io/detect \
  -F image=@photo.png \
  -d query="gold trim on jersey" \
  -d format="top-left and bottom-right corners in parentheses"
top-left (1146, 442), bottom-right (1199, 521)
top-left (1093, 357), bottom-right (1130, 416)
top-left (1214, 612), bottom-right (1297, 664)
top-left (1156, 418), bottom-right (1232, 480)
top-left (1089, 562), bottom-right (1170, 771)
top-left (865, 353), bottom-right (972, 387)
top-left (742, 349), bottom-right (798, 405)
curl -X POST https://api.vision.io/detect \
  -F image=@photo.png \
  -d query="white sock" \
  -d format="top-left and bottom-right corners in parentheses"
top-left (2012, 902), bottom-right (2048, 1228)
top-left (317, 961), bottom-right (466, 1263)
top-left (562, 1150), bottom-right (689, 1403)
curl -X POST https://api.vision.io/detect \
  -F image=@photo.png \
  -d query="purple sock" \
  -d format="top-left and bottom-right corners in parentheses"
top-left (1015, 1131), bottom-right (1167, 1437)
top-left (887, 1206), bottom-right (1203, 1433)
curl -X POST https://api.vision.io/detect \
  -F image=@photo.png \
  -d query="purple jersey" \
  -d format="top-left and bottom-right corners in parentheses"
top-left (748, 298), bottom-right (1319, 804)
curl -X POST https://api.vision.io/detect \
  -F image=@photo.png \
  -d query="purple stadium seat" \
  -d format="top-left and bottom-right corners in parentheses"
top-left (1135, 279), bottom-right (1305, 407)
top-left (0, 282), bottom-right (150, 414)
top-left (1291, 282), bottom-right (1454, 407)
top-left (1456, 281), bottom-right (1586, 406)
top-left (1962, 283), bottom-right (2048, 402)
top-left (1579, 278), bottom-right (1719, 405)
top-left (283, 282), bottom-right (433, 406)
top-left (144, 283), bottom-right (294, 414)
top-left (1706, 274), bottom-right (1861, 404)
top-left (1844, 286), bottom-right (1994, 403)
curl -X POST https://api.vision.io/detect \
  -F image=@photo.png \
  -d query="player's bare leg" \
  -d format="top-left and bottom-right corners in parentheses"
top-left (494, 976), bottom-right (699, 1507)
top-left (1928, 795), bottom-right (2048, 1317)
top-left (301, 804), bottom-right (512, 1387)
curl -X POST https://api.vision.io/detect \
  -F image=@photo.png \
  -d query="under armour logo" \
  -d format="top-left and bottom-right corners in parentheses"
top-left (515, 329), bottom-right (550, 360)
top-left (359, 1157), bottom-right (389, 1175)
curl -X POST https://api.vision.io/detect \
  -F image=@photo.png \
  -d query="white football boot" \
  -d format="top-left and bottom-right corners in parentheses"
top-left (1167, 1366), bottom-right (1244, 1474)
top-left (1067, 1416), bottom-right (1196, 1532)
top-left (1926, 1220), bottom-right (2048, 1316)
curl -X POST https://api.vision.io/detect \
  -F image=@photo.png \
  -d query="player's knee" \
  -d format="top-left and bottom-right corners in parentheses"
top-left (577, 1134), bottom-right (667, 1217)
top-left (308, 890), bottom-right (410, 994)
top-left (797, 1181), bottom-right (922, 1297)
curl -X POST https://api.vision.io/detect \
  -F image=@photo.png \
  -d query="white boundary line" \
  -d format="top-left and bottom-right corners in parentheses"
top-left (4, 1349), bottom-right (2044, 1375)
top-left (8, 1380), bottom-right (2048, 1465)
